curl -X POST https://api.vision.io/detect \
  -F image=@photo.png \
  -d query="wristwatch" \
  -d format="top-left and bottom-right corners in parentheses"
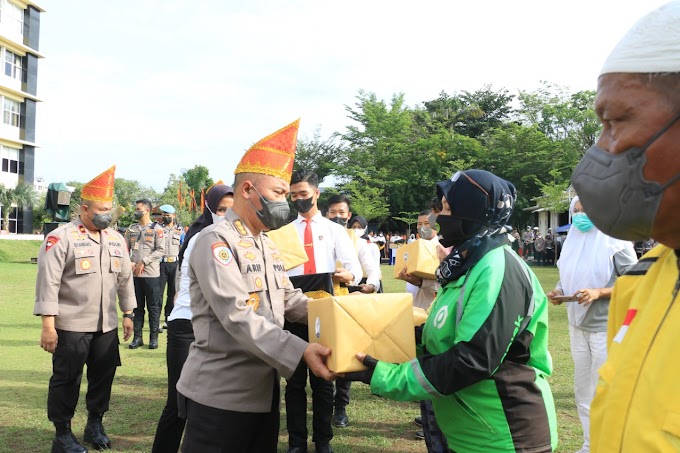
top-left (123, 312), bottom-right (135, 320)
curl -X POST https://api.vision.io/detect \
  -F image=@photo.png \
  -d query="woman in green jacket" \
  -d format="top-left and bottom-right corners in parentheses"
top-left (348, 169), bottom-right (558, 453)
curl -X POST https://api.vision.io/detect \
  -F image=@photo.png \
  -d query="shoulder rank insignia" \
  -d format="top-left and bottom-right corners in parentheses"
top-left (234, 220), bottom-right (248, 236)
top-left (211, 242), bottom-right (233, 266)
top-left (78, 225), bottom-right (87, 234)
top-left (238, 240), bottom-right (253, 248)
top-left (45, 235), bottom-right (60, 252)
top-left (243, 251), bottom-right (257, 261)
top-left (246, 292), bottom-right (260, 311)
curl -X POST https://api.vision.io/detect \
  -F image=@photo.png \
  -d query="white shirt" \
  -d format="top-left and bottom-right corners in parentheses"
top-left (354, 234), bottom-right (382, 290)
top-left (287, 212), bottom-right (362, 285)
top-left (168, 232), bottom-right (200, 322)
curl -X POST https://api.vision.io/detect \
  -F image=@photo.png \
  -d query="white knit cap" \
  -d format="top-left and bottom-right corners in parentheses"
top-left (600, 1), bottom-right (680, 76)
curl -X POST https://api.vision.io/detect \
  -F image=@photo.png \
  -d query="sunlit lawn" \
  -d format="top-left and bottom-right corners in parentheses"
top-left (0, 241), bottom-right (580, 452)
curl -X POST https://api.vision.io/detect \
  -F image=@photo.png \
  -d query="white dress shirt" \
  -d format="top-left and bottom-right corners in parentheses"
top-left (287, 212), bottom-right (362, 285)
top-left (354, 234), bottom-right (382, 290)
top-left (168, 232), bottom-right (201, 322)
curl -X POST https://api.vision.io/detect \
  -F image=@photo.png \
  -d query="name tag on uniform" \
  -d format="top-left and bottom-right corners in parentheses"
top-left (133, 243), bottom-right (140, 250)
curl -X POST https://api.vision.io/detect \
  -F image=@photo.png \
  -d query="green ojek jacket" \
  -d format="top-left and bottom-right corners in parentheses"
top-left (371, 245), bottom-right (558, 453)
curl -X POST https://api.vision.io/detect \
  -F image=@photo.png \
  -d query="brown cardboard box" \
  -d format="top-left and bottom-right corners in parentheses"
top-left (265, 223), bottom-right (308, 271)
top-left (393, 239), bottom-right (439, 279)
top-left (307, 293), bottom-right (416, 373)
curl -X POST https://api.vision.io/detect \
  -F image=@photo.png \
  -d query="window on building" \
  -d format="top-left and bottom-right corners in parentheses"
top-left (3, 97), bottom-right (19, 127)
top-left (8, 2), bottom-right (23, 35)
top-left (4, 49), bottom-right (21, 80)
top-left (0, 145), bottom-right (20, 174)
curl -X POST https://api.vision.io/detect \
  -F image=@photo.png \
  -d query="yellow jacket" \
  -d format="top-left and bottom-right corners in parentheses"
top-left (591, 245), bottom-right (680, 452)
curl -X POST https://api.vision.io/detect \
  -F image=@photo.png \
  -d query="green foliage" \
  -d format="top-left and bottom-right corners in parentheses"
top-left (113, 178), bottom-right (160, 227)
top-left (182, 165), bottom-right (214, 212)
top-left (294, 128), bottom-right (343, 183)
top-left (157, 173), bottom-right (195, 227)
top-left (341, 179), bottom-right (390, 222)
top-left (0, 181), bottom-right (38, 233)
top-left (31, 193), bottom-right (50, 231)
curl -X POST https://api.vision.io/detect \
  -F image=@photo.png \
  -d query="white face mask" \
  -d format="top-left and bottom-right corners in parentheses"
top-left (207, 203), bottom-right (226, 224)
top-left (352, 227), bottom-right (366, 236)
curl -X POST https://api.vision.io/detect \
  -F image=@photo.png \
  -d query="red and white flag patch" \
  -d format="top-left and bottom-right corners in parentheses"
top-left (212, 242), bottom-right (233, 266)
top-left (613, 309), bottom-right (638, 344)
top-left (45, 235), bottom-right (60, 252)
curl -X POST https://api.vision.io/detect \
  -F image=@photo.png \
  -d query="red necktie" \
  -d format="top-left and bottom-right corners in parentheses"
top-left (303, 219), bottom-right (316, 274)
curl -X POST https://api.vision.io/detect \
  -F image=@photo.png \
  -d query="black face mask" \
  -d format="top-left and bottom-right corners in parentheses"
top-left (436, 215), bottom-right (468, 248)
top-left (248, 186), bottom-right (290, 230)
top-left (292, 197), bottom-right (314, 214)
top-left (329, 216), bottom-right (348, 227)
top-left (133, 211), bottom-right (145, 220)
top-left (162, 216), bottom-right (173, 224)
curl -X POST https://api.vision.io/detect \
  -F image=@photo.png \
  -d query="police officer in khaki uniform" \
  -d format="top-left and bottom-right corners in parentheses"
top-left (176, 120), bottom-right (334, 453)
top-left (34, 166), bottom-right (136, 453)
top-left (124, 198), bottom-right (165, 349)
top-left (158, 204), bottom-right (182, 330)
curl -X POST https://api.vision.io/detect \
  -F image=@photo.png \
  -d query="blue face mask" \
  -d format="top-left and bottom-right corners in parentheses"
top-left (572, 212), bottom-right (594, 232)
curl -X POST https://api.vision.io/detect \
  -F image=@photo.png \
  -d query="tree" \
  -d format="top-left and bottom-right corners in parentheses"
top-left (392, 211), bottom-right (420, 236)
top-left (420, 86), bottom-right (515, 138)
top-left (294, 128), bottom-right (343, 183)
top-left (340, 179), bottom-right (390, 222)
top-left (158, 173), bottom-right (194, 227)
top-left (0, 181), bottom-right (38, 233)
top-left (183, 165), bottom-right (214, 212)
top-left (113, 178), bottom-right (159, 227)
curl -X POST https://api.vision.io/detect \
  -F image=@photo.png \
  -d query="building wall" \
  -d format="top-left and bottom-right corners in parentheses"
top-left (0, 0), bottom-right (42, 234)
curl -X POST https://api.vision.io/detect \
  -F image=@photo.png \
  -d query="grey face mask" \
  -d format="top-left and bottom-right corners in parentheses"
top-left (418, 226), bottom-right (434, 239)
top-left (572, 113), bottom-right (680, 241)
top-left (248, 186), bottom-right (290, 231)
top-left (91, 212), bottom-right (112, 230)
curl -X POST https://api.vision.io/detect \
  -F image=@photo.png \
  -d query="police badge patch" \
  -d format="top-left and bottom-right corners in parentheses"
top-left (45, 235), bottom-right (60, 252)
top-left (211, 242), bottom-right (233, 266)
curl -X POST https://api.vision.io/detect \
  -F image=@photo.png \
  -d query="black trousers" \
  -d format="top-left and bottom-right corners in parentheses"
top-left (48, 329), bottom-right (120, 424)
top-left (334, 378), bottom-right (351, 408)
top-left (159, 261), bottom-right (178, 320)
top-left (152, 319), bottom-right (195, 453)
top-left (284, 321), bottom-right (333, 447)
top-left (180, 385), bottom-right (280, 453)
top-left (133, 276), bottom-right (161, 337)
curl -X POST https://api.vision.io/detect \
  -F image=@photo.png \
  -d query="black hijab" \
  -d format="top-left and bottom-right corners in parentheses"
top-left (349, 215), bottom-right (370, 240)
top-left (178, 184), bottom-right (234, 267)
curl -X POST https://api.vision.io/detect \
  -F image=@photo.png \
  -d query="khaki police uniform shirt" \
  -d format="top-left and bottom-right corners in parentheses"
top-left (34, 217), bottom-right (136, 333)
top-left (124, 221), bottom-right (165, 277)
top-left (162, 224), bottom-right (182, 261)
top-left (176, 210), bottom-right (309, 412)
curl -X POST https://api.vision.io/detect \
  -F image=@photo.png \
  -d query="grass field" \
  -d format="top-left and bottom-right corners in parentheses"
top-left (0, 240), bottom-right (581, 452)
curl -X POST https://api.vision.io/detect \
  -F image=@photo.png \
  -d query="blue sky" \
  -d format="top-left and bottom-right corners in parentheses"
top-left (34, 0), bottom-right (668, 191)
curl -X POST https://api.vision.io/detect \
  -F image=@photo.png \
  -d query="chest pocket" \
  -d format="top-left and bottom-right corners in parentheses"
top-left (172, 232), bottom-right (181, 245)
top-left (109, 247), bottom-right (124, 273)
top-left (74, 249), bottom-right (97, 275)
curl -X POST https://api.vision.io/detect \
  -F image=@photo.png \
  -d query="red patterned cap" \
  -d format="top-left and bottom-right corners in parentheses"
top-left (234, 120), bottom-right (299, 182)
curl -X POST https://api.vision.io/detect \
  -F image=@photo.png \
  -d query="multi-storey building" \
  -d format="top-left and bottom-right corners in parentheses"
top-left (0, 0), bottom-right (42, 234)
